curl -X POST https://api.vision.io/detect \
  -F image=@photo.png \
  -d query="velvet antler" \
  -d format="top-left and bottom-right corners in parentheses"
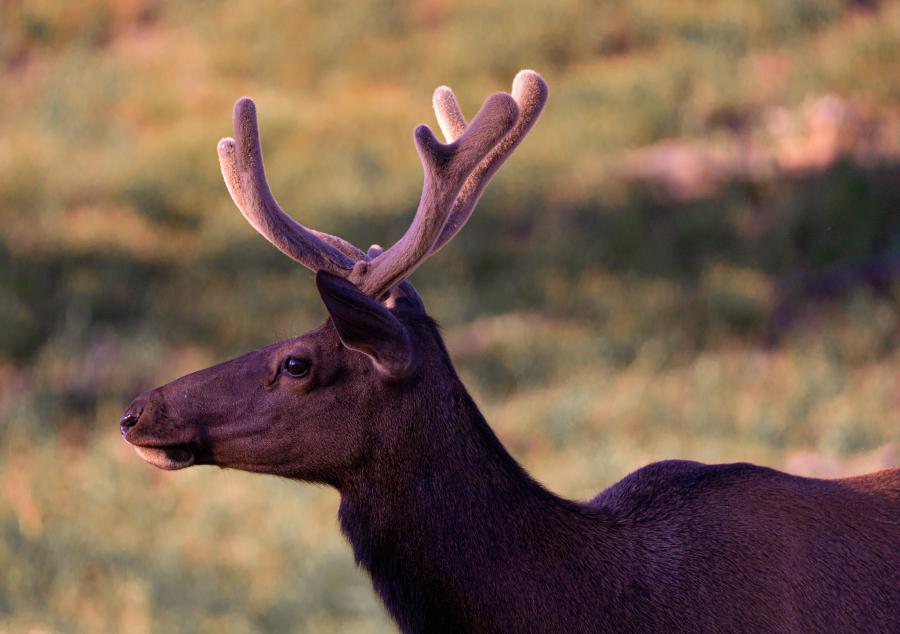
top-left (217, 71), bottom-right (548, 299)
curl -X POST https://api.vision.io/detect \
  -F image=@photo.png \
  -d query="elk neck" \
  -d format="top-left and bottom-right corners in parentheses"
top-left (336, 320), bottom-right (630, 631)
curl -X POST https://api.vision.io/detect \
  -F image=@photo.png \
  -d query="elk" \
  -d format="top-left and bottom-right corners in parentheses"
top-left (121, 71), bottom-right (899, 633)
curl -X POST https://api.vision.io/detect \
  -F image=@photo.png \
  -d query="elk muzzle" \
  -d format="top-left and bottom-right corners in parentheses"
top-left (120, 389), bottom-right (198, 470)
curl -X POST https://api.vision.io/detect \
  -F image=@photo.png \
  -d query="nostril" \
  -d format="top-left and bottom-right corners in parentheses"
top-left (120, 411), bottom-right (140, 436)
top-left (120, 393), bottom-right (151, 437)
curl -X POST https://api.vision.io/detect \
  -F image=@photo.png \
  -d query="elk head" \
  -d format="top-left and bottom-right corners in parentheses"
top-left (120, 71), bottom-right (548, 486)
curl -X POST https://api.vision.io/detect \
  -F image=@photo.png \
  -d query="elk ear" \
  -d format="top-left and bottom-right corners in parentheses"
top-left (316, 271), bottom-right (416, 379)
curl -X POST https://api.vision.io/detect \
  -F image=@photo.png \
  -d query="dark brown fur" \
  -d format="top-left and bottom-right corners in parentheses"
top-left (122, 273), bottom-right (900, 633)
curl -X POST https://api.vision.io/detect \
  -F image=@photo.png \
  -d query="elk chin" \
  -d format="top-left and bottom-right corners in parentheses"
top-left (131, 445), bottom-right (195, 470)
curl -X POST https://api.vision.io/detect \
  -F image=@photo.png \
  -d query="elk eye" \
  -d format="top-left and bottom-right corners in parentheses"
top-left (284, 356), bottom-right (311, 378)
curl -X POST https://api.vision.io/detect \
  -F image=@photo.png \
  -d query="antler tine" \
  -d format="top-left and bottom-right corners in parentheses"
top-left (218, 98), bottom-right (357, 275)
top-left (433, 86), bottom-right (467, 142)
top-left (351, 91), bottom-right (519, 297)
top-left (430, 70), bottom-right (548, 255)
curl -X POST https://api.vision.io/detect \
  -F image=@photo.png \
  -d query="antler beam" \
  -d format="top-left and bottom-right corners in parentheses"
top-left (349, 92), bottom-right (519, 297)
top-left (217, 99), bottom-right (359, 274)
top-left (429, 70), bottom-right (548, 256)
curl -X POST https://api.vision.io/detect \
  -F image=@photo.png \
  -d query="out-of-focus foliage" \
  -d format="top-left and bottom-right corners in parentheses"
top-left (1, 0), bottom-right (898, 631)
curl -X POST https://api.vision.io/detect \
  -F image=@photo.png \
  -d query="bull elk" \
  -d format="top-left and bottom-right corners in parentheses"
top-left (121, 71), bottom-right (899, 633)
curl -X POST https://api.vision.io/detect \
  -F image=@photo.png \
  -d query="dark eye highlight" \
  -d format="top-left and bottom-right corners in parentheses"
top-left (283, 356), bottom-right (311, 378)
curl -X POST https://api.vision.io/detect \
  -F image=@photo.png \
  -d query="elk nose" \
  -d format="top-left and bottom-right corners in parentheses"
top-left (119, 401), bottom-right (144, 437)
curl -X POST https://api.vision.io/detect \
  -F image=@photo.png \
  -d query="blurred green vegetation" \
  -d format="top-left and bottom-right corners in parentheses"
top-left (1, 0), bottom-right (899, 631)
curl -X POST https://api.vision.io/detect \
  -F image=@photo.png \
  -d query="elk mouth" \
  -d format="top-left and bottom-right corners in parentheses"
top-left (130, 443), bottom-right (196, 470)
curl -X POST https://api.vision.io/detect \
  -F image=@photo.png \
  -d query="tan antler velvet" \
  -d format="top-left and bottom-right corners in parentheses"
top-left (217, 71), bottom-right (548, 299)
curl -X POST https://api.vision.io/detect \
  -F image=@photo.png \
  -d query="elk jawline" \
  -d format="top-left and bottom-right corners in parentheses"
top-left (132, 444), bottom-right (195, 470)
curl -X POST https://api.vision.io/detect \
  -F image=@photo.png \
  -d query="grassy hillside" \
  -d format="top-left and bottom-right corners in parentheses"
top-left (1, 0), bottom-right (898, 631)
